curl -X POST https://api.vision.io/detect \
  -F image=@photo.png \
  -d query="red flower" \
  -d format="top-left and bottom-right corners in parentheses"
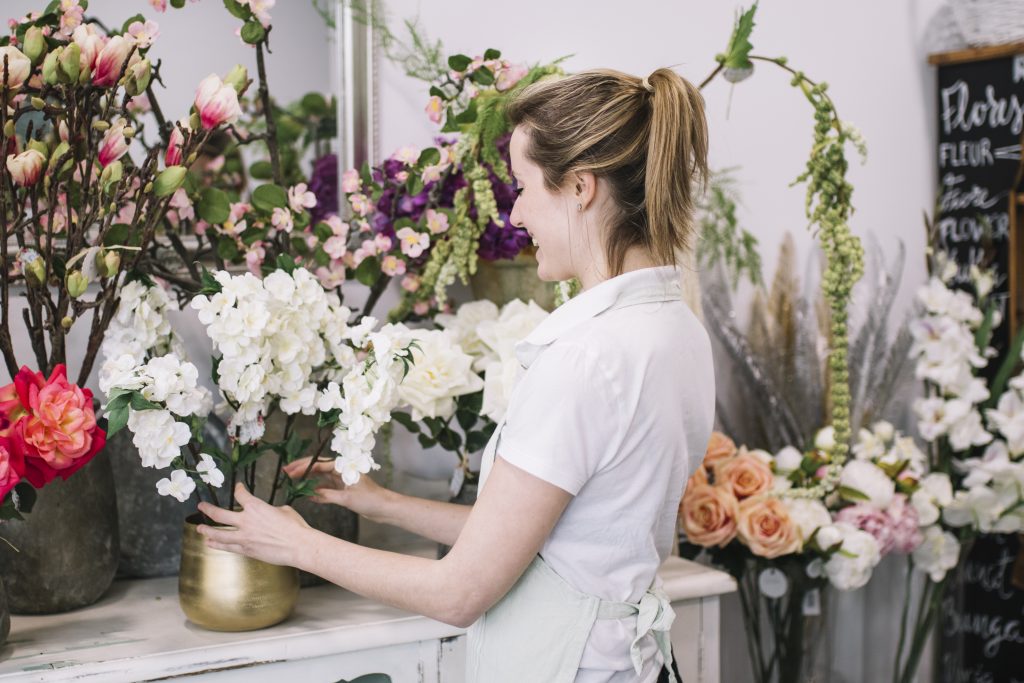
top-left (0, 435), bottom-right (24, 500)
top-left (1, 365), bottom-right (106, 488)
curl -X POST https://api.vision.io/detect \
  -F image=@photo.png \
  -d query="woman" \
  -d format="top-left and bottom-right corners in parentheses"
top-left (198, 67), bottom-right (715, 683)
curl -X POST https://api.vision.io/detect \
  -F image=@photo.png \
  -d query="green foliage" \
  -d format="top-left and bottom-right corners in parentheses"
top-left (717, 3), bottom-right (758, 70)
top-left (696, 170), bottom-right (763, 289)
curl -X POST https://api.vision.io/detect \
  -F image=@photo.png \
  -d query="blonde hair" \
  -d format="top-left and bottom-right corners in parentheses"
top-left (506, 68), bottom-right (709, 276)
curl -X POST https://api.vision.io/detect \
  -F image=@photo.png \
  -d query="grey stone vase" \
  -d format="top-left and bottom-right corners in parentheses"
top-left (0, 576), bottom-right (9, 646)
top-left (0, 450), bottom-right (119, 614)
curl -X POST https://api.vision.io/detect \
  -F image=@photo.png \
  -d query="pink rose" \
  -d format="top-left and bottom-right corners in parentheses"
top-left (736, 496), bottom-right (802, 558)
top-left (5, 364), bottom-right (106, 487)
top-left (0, 435), bottom-right (24, 500)
top-left (702, 431), bottom-right (737, 472)
top-left (836, 503), bottom-right (897, 555)
top-left (681, 481), bottom-right (738, 547)
top-left (715, 450), bottom-right (773, 500)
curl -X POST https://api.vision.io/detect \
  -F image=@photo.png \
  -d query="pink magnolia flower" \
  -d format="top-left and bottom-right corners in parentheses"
top-left (194, 73), bottom-right (241, 130)
top-left (341, 168), bottom-right (360, 193)
top-left (426, 209), bottom-right (449, 234)
top-left (836, 503), bottom-right (897, 555)
top-left (92, 35), bottom-right (140, 88)
top-left (0, 46), bottom-right (31, 90)
top-left (271, 207), bottom-right (293, 233)
top-left (349, 193), bottom-right (372, 216)
top-left (287, 183), bottom-right (316, 213)
top-left (127, 20), bottom-right (160, 49)
top-left (127, 94), bottom-right (152, 114)
top-left (165, 119), bottom-right (188, 167)
top-left (59, 0), bottom-right (85, 37)
top-left (401, 275), bottom-right (421, 292)
top-left (380, 254), bottom-right (406, 277)
top-left (72, 24), bottom-right (105, 72)
top-left (98, 119), bottom-right (129, 168)
top-left (6, 149), bottom-right (45, 186)
top-left (168, 187), bottom-right (194, 222)
top-left (240, 0), bottom-right (275, 28)
top-left (4, 364), bottom-right (106, 487)
top-left (425, 95), bottom-right (443, 124)
top-left (396, 227), bottom-right (429, 258)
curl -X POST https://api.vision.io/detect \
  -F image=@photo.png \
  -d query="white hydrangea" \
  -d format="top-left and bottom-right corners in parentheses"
top-left (127, 408), bottom-right (191, 469)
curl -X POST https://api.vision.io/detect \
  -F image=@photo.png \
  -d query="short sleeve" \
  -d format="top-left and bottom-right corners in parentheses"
top-left (497, 342), bottom-right (621, 495)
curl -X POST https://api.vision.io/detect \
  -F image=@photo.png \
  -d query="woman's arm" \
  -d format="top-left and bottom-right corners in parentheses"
top-left (282, 456), bottom-right (471, 546)
top-left (198, 455), bottom-right (571, 628)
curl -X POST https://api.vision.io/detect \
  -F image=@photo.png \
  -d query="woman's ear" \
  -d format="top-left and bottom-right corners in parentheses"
top-left (574, 171), bottom-right (598, 210)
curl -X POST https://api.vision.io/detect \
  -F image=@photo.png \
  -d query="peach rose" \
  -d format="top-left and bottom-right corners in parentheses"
top-left (702, 431), bottom-right (737, 471)
top-left (715, 451), bottom-right (773, 500)
top-left (736, 495), bottom-right (802, 558)
top-left (681, 483), bottom-right (739, 547)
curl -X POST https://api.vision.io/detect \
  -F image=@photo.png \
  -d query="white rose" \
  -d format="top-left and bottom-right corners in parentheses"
top-left (397, 329), bottom-right (484, 420)
top-left (912, 525), bottom-right (960, 582)
top-left (824, 522), bottom-right (881, 590)
top-left (435, 300), bottom-right (500, 366)
top-left (773, 446), bottom-right (804, 473)
top-left (840, 460), bottom-right (895, 509)
top-left (481, 357), bottom-right (521, 423)
top-left (785, 499), bottom-right (833, 544)
top-left (476, 299), bottom-right (549, 362)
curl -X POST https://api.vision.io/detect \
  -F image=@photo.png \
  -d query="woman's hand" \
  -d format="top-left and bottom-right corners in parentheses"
top-left (197, 483), bottom-right (314, 568)
top-left (282, 456), bottom-right (392, 522)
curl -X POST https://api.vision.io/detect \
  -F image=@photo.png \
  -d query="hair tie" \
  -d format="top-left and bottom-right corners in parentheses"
top-left (641, 76), bottom-right (654, 93)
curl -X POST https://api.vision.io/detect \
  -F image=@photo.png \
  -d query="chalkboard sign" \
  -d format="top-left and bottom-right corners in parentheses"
top-left (930, 42), bottom-right (1024, 683)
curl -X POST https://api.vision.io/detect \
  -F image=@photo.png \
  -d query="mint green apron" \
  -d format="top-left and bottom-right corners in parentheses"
top-left (467, 417), bottom-right (678, 683)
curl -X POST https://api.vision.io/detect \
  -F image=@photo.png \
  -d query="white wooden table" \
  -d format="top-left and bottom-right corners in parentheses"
top-left (0, 558), bottom-right (735, 682)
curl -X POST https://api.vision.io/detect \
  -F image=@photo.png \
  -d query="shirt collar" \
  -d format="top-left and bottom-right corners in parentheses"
top-left (515, 266), bottom-right (684, 369)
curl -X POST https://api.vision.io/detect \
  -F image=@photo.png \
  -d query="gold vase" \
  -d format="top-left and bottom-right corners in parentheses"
top-left (469, 251), bottom-right (556, 310)
top-left (178, 514), bottom-right (299, 631)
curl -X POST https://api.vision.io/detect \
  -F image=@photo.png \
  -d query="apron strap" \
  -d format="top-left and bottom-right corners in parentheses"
top-left (595, 588), bottom-right (677, 682)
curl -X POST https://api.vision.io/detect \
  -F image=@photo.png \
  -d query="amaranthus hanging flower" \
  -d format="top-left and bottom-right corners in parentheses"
top-left (6, 149), bottom-right (45, 186)
top-left (194, 73), bottom-right (242, 130)
top-left (98, 119), bottom-right (129, 168)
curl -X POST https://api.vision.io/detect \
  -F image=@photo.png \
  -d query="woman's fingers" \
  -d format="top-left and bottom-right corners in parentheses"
top-left (283, 457), bottom-right (337, 480)
top-left (197, 502), bottom-right (243, 527)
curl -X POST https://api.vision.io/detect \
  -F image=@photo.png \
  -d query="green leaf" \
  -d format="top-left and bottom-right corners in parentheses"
top-left (354, 256), bottom-right (380, 286)
top-left (286, 476), bottom-right (319, 500)
top-left (317, 408), bottom-right (340, 428)
top-left (455, 99), bottom-right (478, 125)
top-left (103, 224), bottom-right (131, 247)
top-left (252, 183), bottom-right (288, 213)
top-left (447, 54), bottom-right (471, 72)
top-left (470, 66), bottom-right (494, 86)
top-left (391, 411), bottom-right (420, 433)
top-left (198, 187), bottom-right (230, 224)
top-left (314, 221), bottom-right (333, 242)
top-left (240, 21), bottom-right (265, 44)
top-left (422, 417), bottom-right (444, 438)
top-left (342, 675), bottom-right (393, 683)
top-left (466, 429), bottom-right (490, 453)
top-left (456, 390), bottom-right (483, 415)
top-left (417, 147), bottom-right (441, 167)
top-left (437, 428), bottom-right (463, 452)
top-left (720, 3), bottom-right (758, 70)
top-left (199, 264), bottom-right (222, 294)
top-left (13, 482), bottom-right (37, 514)
top-left (838, 485), bottom-right (870, 503)
top-left (301, 92), bottom-right (329, 116)
top-left (417, 433), bottom-right (437, 449)
top-left (429, 86), bottom-right (445, 99)
top-left (455, 408), bottom-right (476, 432)
top-left (290, 235), bottom-right (310, 255)
top-left (313, 248), bottom-right (331, 267)
top-left (106, 404), bottom-right (129, 436)
top-left (130, 394), bottom-right (164, 412)
top-left (235, 444), bottom-right (267, 470)
top-left (360, 161), bottom-right (373, 188)
top-left (988, 327), bottom-right (1024, 408)
top-left (223, 0), bottom-right (250, 20)
top-left (276, 253), bottom-right (296, 274)
top-left (249, 160), bottom-right (274, 180)
top-left (483, 48), bottom-right (501, 60)
top-left (121, 14), bottom-right (146, 33)
top-left (170, 0), bottom-right (186, 7)
top-left (51, 255), bottom-right (66, 280)
top-left (975, 301), bottom-right (996, 353)
top-left (217, 236), bottom-right (239, 261)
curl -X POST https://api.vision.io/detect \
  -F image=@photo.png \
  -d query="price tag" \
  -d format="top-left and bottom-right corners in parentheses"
top-left (758, 568), bottom-right (789, 599)
top-left (802, 588), bottom-right (822, 616)
top-left (449, 467), bottom-right (466, 499)
top-left (805, 559), bottom-right (824, 579)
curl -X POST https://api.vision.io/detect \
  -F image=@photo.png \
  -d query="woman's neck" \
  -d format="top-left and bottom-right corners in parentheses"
top-left (577, 247), bottom-right (662, 291)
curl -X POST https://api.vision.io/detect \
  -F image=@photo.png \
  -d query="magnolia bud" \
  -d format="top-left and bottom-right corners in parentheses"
top-left (24, 257), bottom-right (46, 286)
top-left (186, 152), bottom-right (197, 165)
top-left (153, 165), bottom-right (187, 197)
top-left (30, 96), bottom-right (45, 110)
top-left (100, 159), bottom-right (123, 192)
top-left (3, 120), bottom-right (14, 138)
top-left (92, 120), bottom-right (110, 132)
top-left (60, 316), bottom-right (73, 330)
top-left (143, 181), bottom-right (153, 193)
top-left (42, 48), bottom-right (60, 85)
top-left (48, 141), bottom-right (70, 172)
top-left (27, 139), bottom-right (48, 156)
top-left (124, 59), bottom-right (151, 97)
top-left (23, 27), bottom-right (45, 64)
top-left (65, 270), bottom-right (88, 298)
top-left (188, 111), bottom-right (201, 131)
top-left (222, 64), bottom-right (249, 95)
top-left (123, 127), bottom-right (135, 138)
top-left (101, 250), bottom-right (120, 276)
top-left (59, 42), bottom-right (80, 83)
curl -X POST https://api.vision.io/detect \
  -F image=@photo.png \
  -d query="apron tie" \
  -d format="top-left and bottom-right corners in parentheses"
top-left (596, 587), bottom-right (677, 681)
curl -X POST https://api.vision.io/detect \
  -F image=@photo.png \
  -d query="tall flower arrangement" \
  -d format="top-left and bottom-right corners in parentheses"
top-left (0, 2), bottom-right (243, 518)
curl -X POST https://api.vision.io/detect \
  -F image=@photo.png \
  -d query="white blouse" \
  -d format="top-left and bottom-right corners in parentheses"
top-left (494, 265), bottom-right (716, 682)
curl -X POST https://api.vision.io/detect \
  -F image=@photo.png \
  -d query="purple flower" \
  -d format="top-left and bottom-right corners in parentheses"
top-left (308, 154), bottom-right (338, 224)
top-left (477, 215), bottom-right (530, 261)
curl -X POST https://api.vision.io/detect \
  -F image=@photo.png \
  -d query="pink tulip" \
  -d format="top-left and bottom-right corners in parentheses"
top-left (165, 118), bottom-right (188, 167)
top-left (92, 35), bottom-right (139, 87)
top-left (98, 120), bottom-right (129, 168)
top-left (194, 74), bottom-right (241, 130)
top-left (6, 149), bottom-right (46, 186)
top-left (0, 46), bottom-right (31, 90)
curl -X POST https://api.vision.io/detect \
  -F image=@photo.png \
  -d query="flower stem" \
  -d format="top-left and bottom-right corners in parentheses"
top-left (255, 39), bottom-right (285, 188)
